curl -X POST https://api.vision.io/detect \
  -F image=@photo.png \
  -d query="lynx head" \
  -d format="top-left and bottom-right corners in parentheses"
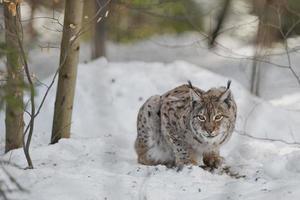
top-left (188, 81), bottom-right (236, 143)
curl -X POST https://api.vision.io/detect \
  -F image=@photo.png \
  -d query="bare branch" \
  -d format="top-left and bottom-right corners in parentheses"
top-left (209, 0), bottom-right (231, 47)
top-left (15, 8), bottom-right (35, 169)
top-left (236, 129), bottom-right (300, 146)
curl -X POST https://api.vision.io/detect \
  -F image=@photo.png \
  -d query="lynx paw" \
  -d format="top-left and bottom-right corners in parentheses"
top-left (203, 152), bottom-right (224, 169)
top-left (175, 158), bottom-right (193, 172)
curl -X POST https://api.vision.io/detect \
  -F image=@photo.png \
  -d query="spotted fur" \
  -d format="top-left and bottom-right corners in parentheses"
top-left (135, 81), bottom-right (237, 169)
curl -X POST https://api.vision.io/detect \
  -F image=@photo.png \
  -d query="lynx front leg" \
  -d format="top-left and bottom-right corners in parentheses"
top-left (168, 136), bottom-right (196, 171)
top-left (202, 150), bottom-right (224, 169)
top-left (174, 143), bottom-right (192, 171)
top-left (160, 110), bottom-right (196, 171)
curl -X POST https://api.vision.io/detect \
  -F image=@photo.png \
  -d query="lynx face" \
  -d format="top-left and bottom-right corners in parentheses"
top-left (189, 87), bottom-right (234, 143)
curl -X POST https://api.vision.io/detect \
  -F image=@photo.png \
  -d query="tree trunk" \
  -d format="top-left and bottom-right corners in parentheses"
top-left (4, 2), bottom-right (24, 152)
top-left (250, 0), bottom-right (285, 96)
top-left (28, 1), bottom-right (38, 41)
top-left (250, 55), bottom-right (261, 96)
top-left (91, 0), bottom-right (107, 59)
top-left (51, 0), bottom-right (84, 144)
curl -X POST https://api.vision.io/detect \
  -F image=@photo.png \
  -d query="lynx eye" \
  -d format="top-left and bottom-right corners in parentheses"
top-left (196, 115), bottom-right (206, 122)
top-left (214, 114), bottom-right (223, 121)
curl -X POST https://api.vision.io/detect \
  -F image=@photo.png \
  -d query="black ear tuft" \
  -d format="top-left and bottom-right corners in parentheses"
top-left (227, 80), bottom-right (231, 90)
top-left (219, 80), bottom-right (232, 108)
top-left (188, 80), bottom-right (202, 108)
top-left (187, 80), bottom-right (193, 88)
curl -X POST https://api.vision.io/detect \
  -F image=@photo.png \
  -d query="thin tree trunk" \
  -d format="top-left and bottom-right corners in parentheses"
top-left (91, 0), bottom-right (107, 59)
top-left (28, 1), bottom-right (37, 41)
top-left (51, 0), bottom-right (84, 144)
top-left (250, 0), bottom-right (280, 96)
top-left (250, 55), bottom-right (260, 96)
top-left (4, 2), bottom-right (24, 152)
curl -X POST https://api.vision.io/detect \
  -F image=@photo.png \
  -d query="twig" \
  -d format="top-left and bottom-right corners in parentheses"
top-left (209, 0), bottom-right (231, 47)
top-left (16, 10), bottom-right (35, 169)
top-left (236, 129), bottom-right (300, 146)
top-left (237, 101), bottom-right (300, 146)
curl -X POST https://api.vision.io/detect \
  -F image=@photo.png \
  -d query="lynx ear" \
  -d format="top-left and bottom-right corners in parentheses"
top-left (219, 80), bottom-right (231, 105)
top-left (188, 80), bottom-right (202, 107)
top-left (190, 88), bottom-right (202, 101)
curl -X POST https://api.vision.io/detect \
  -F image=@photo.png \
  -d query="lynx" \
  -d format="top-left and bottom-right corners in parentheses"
top-left (135, 81), bottom-right (237, 170)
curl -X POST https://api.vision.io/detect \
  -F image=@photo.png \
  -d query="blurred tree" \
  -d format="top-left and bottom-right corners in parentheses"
top-left (250, 0), bottom-right (300, 96)
top-left (107, 0), bottom-right (204, 42)
top-left (0, 70), bottom-right (6, 112)
top-left (252, 0), bottom-right (300, 44)
top-left (80, 0), bottom-right (204, 56)
top-left (26, 0), bottom-right (38, 40)
top-left (24, 0), bottom-right (65, 40)
top-left (25, 0), bottom-right (64, 9)
top-left (51, 0), bottom-right (84, 144)
top-left (91, 0), bottom-right (108, 59)
top-left (209, 0), bottom-right (231, 47)
top-left (3, 0), bottom-right (24, 152)
top-left (252, 0), bottom-right (284, 47)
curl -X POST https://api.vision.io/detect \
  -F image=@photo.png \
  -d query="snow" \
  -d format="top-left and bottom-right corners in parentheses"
top-left (1, 59), bottom-right (300, 200)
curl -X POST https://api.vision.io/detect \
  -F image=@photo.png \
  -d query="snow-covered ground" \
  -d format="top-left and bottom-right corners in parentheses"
top-left (1, 59), bottom-right (300, 200)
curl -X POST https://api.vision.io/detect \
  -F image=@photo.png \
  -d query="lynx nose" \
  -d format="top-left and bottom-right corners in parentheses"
top-left (205, 125), bottom-right (214, 134)
top-left (206, 129), bottom-right (213, 134)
